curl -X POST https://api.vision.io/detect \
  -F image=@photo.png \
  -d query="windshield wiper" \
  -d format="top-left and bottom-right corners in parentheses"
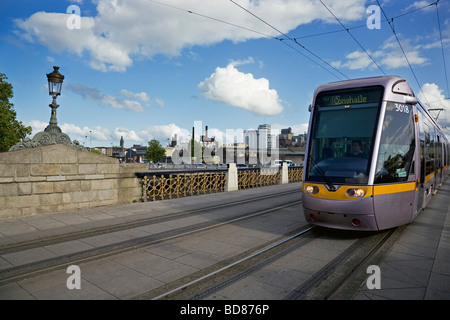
top-left (308, 155), bottom-right (336, 191)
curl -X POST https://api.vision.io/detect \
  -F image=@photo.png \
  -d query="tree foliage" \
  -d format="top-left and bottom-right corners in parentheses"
top-left (145, 139), bottom-right (166, 163)
top-left (0, 73), bottom-right (32, 152)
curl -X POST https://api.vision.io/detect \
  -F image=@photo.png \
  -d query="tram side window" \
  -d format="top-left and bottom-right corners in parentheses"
top-left (418, 109), bottom-right (426, 184)
top-left (445, 142), bottom-right (449, 168)
top-left (424, 119), bottom-right (435, 176)
top-left (437, 135), bottom-right (442, 172)
top-left (374, 101), bottom-right (415, 184)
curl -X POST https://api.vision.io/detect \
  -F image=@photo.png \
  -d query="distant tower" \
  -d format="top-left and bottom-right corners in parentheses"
top-left (120, 136), bottom-right (124, 152)
top-left (258, 124), bottom-right (272, 149)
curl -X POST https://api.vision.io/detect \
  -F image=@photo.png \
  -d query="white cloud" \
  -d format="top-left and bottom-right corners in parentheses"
top-left (15, 12), bottom-right (131, 72)
top-left (111, 127), bottom-right (143, 142)
top-left (378, 37), bottom-right (428, 69)
top-left (405, 1), bottom-right (435, 12)
top-left (26, 119), bottom-right (310, 148)
top-left (331, 51), bottom-right (375, 70)
top-left (28, 120), bottom-right (48, 133)
top-left (332, 35), bottom-right (429, 71)
top-left (120, 89), bottom-right (149, 102)
top-left (418, 83), bottom-right (450, 133)
top-left (198, 62), bottom-right (283, 115)
top-left (154, 98), bottom-right (165, 108)
top-left (26, 120), bottom-right (190, 146)
top-left (229, 56), bottom-right (255, 67)
top-left (66, 83), bottom-right (148, 112)
top-left (15, 0), bottom-right (367, 72)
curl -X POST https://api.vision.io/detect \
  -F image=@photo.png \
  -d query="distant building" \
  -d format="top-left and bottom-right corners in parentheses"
top-left (257, 124), bottom-right (272, 150)
top-left (279, 127), bottom-right (294, 147)
top-left (170, 134), bottom-right (178, 147)
top-left (200, 125), bottom-right (215, 145)
top-left (109, 136), bottom-right (126, 162)
top-left (126, 144), bottom-right (147, 163)
top-left (293, 133), bottom-right (307, 147)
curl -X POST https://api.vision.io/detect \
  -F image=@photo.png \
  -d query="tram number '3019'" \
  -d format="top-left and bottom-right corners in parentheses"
top-left (395, 103), bottom-right (409, 113)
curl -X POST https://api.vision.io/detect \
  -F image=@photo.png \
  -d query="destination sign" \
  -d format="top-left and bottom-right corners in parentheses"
top-left (317, 87), bottom-right (383, 107)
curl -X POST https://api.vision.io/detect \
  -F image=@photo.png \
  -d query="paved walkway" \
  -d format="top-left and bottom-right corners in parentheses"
top-left (353, 177), bottom-right (450, 299)
top-left (0, 177), bottom-right (449, 300)
top-left (0, 183), bottom-right (299, 248)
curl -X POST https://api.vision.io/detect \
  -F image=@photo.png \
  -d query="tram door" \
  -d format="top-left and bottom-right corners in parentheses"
top-left (415, 138), bottom-right (425, 215)
top-left (414, 108), bottom-right (424, 216)
top-left (436, 135), bottom-right (443, 186)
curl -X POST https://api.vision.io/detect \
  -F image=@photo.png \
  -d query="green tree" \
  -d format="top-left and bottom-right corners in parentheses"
top-left (0, 73), bottom-right (32, 152)
top-left (145, 139), bottom-right (166, 163)
top-left (190, 138), bottom-right (203, 163)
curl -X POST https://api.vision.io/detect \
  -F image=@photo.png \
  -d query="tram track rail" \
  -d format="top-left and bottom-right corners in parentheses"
top-left (1, 182), bottom-right (403, 300)
top-left (324, 224), bottom-right (407, 300)
top-left (0, 188), bottom-right (299, 255)
top-left (0, 190), bottom-right (302, 286)
top-left (285, 226), bottom-right (402, 300)
top-left (143, 223), bottom-right (403, 300)
top-left (144, 225), bottom-right (317, 300)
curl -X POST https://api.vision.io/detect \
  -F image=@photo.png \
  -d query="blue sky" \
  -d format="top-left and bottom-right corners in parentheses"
top-left (1, 0), bottom-right (449, 148)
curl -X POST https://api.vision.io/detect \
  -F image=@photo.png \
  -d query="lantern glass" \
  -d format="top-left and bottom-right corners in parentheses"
top-left (48, 80), bottom-right (62, 96)
top-left (46, 66), bottom-right (64, 97)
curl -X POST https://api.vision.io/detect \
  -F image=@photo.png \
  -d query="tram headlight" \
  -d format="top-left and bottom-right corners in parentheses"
top-left (346, 188), bottom-right (366, 198)
top-left (305, 185), bottom-right (319, 194)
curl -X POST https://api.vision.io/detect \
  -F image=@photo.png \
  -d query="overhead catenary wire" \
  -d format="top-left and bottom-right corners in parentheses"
top-left (148, 0), bottom-right (348, 80)
top-left (148, 0), bottom-right (449, 112)
top-left (318, 0), bottom-right (386, 76)
top-left (376, 0), bottom-right (431, 107)
top-left (289, 1), bottom-right (437, 40)
top-left (228, 0), bottom-right (349, 80)
top-left (147, 0), bottom-right (274, 39)
top-left (435, 1), bottom-right (449, 100)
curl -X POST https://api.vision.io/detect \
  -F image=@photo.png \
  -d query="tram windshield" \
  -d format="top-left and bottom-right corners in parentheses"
top-left (306, 86), bottom-right (383, 185)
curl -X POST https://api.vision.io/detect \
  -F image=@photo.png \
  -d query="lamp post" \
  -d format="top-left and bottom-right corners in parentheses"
top-left (45, 66), bottom-right (64, 134)
top-left (9, 66), bottom-right (85, 151)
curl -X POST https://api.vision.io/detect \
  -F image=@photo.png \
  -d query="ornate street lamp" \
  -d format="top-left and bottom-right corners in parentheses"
top-left (45, 66), bottom-right (65, 134)
top-left (47, 66), bottom-right (64, 98)
top-left (9, 66), bottom-right (84, 151)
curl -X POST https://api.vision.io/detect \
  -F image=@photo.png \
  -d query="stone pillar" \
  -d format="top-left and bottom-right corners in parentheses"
top-left (225, 163), bottom-right (238, 192)
top-left (280, 162), bottom-right (288, 184)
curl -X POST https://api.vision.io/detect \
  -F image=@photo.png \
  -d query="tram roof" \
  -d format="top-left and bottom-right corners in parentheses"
top-left (311, 75), bottom-right (416, 107)
top-left (311, 76), bottom-right (449, 142)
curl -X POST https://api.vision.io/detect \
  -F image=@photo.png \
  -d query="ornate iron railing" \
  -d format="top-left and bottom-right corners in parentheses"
top-left (136, 166), bottom-right (303, 201)
top-left (136, 169), bottom-right (227, 201)
top-left (288, 166), bottom-right (303, 183)
top-left (237, 167), bottom-right (280, 189)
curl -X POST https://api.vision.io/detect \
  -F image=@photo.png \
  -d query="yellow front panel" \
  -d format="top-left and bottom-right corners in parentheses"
top-left (302, 183), bottom-right (372, 200)
top-left (303, 181), bottom-right (418, 200)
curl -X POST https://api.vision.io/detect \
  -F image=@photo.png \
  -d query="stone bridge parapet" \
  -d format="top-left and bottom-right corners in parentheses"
top-left (0, 144), bottom-right (146, 218)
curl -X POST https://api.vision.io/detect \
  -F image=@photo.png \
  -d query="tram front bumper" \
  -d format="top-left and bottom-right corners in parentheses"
top-left (303, 207), bottom-right (378, 231)
top-left (302, 190), bottom-right (378, 231)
